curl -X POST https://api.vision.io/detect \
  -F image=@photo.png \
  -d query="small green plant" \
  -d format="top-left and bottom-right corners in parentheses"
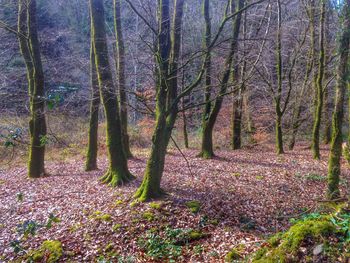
top-left (185, 200), bottom-right (201, 213)
top-left (304, 173), bottom-right (326, 182)
top-left (138, 227), bottom-right (208, 261)
top-left (255, 175), bottom-right (264, 180)
top-left (16, 192), bottom-right (24, 202)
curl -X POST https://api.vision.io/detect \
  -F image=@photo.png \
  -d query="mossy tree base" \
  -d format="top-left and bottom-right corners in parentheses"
top-left (85, 163), bottom-right (98, 172)
top-left (134, 181), bottom-right (166, 202)
top-left (100, 168), bottom-right (134, 187)
top-left (197, 151), bottom-right (215, 159)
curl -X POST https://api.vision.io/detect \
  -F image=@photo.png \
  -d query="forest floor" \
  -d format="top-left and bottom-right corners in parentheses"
top-left (1, 143), bottom-right (350, 262)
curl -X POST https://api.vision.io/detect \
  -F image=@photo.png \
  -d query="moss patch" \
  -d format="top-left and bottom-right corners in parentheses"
top-left (28, 240), bottom-right (63, 262)
top-left (149, 202), bottom-right (162, 210)
top-left (185, 200), bottom-right (201, 213)
top-left (225, 248), bottom-right (242, 262)
top-left (253, 217), bottom-right (336, 262)
top-left (142, 211), bottom-right (155, 221)
top-left (89, 211), bottom-right (112, 222)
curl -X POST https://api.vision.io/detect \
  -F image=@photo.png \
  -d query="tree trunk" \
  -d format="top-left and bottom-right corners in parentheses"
top-left (18, 0), bottom-right (47, 178)
top-left (134, 0), bottom-right (184, 201)
top-left (275, 0), bottom-right (284, 154)
top-left (231, 10), bottom-right (246, 150)
top-left (90, 0), bottom-right (134, 186)
top-left (289, 0), bottom-right (316, 150)
top-left (311, 0), bottom-right (326, 160)
top-left (85, 40), bottom-right (100, 171)
top-left (114, 0), bottom-right (132, 158)
top-left (327, 0), bottom-right (350, 200)
top-left (199, 0), bottom-right (244, 158)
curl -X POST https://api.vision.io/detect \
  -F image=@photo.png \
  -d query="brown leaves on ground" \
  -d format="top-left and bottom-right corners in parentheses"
top-left (0, 143), bottom-right (349, 262)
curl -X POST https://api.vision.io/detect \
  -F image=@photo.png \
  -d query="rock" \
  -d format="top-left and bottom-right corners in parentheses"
top-left (313, 244), bottom-right (323, 256)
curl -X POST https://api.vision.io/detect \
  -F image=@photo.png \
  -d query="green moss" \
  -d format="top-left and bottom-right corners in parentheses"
top-left (209, 219), bottom-right (219, 226)
top-left (255, 176), bottom-right (264, 180)
top-left (185, 200), bottom-right (201, 213)
top-left (130, 200), bottom-right (139, 208)
top-left (225, 248), bottom-right (242, 262)
top-left (143, 211), bottom-right (155, 221)
top-left (232, 173), bottom-right (241, 177)
top-left (253, 217), bottom-right (336, 262)
top-left (187, 230), bottom-right (207, 241)
top-left (105, 243), bottom-right (114, 252)
top-left (343, 144), bottom-right (350, 165)
top-left (149, 202), bottom-right (162, 210)
top-left (89, 211), bottom-right (112, 222)
top-left (112, 224), bottom-right (122, 232)
top-left (29, 240), bottom-right (63, 262)
top-left (114, 200), bottom-right (124, 206)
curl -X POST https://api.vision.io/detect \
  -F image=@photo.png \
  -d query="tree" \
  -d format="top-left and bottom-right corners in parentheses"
top-left (89, 0), bottom-right (134, 186)
top-left (231, 10), bottom-right (247, 150)
top-left (18, 0), bottom-right (47, 178)
top-left (311, 0), bottom-right (326, 160)
top-left (327, 0), bottom-right (350, 200)
top-left (85, 40), bottom-right (100, 171)
top-left (133, 0), bottom-right (185, 201)
top-left (114, 0), bottom-right (132, 158)
top-left (288, 1), bottom-right (316, 150)
top-left (199, 0), bottom-right (244, 158)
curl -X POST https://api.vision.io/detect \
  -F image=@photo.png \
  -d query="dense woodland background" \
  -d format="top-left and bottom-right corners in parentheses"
top-left (1, 0), bottom-right (350, 262)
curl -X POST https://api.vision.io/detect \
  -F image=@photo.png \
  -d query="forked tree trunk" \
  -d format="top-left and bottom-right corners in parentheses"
top-left (327, 0), bottom-right (350, 200)
top-left (134, 0), bottom-right (184, 201)
top-left (85, 40), bottom-right (100, 171)
top-left (18, 0), bottom-right (47, 178)
top-left (200, 0), bottom-right (244, 158)
top-left (90, 0), bottom-right (134, 186)
top-left (114, 0), bottom-right (132, 158)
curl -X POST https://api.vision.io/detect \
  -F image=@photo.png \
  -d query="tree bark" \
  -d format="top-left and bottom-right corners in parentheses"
top-left (18, 0), bottom-right (47, 178)
top-left (90, 0), bottom-right (134, 186)
top-left (327, 0), bottom-right (350, 200)
top-left (275, 0), bottom-right (284, 154)
top-left (114, 0), bottom-right (132, 158)
top-left (199, 0), bottom-right (244, 158)
top-left (134, 0), bottom-right (185, 201)
top-left (85, 40), bottom-right (100, 171)
top-left (311, 0), bottom-right (326, 160)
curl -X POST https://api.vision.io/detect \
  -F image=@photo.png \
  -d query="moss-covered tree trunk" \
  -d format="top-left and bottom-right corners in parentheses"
top-left (200, 0), bottom-right (213, 156)
top-left (199, 0), bottom-right (244, 158)
top-left (327, 0), bottom-right (350, 200)
top-left (85, 40), bottom-right (100, 171)
top-left (311, 0), bottom-right (326, 160)
top-left (231, 11), bottom-right (246, 150)
top-left (90, 0), bottom-right (134, 186)
top-left (114, 0), bottom-right (132, 158)
top-left (134, 0), bottom-right (184, 201)
top-left (18, 0), bottom-right (47, 178)
top-left (274, 0), bottom-right (284, 154)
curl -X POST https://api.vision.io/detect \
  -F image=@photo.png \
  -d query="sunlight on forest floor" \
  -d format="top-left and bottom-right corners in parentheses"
top-left (1, 143), bottom-right (349, 262)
